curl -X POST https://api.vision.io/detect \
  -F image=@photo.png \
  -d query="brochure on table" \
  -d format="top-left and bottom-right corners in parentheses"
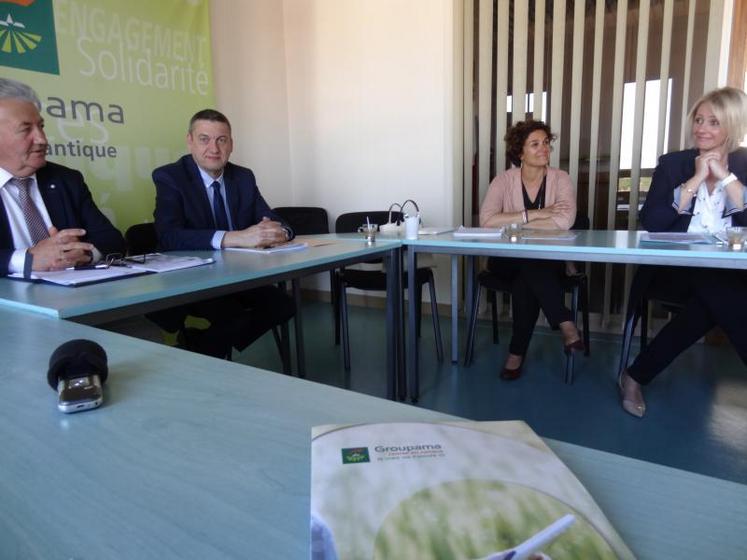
top-left (311, 421), bottom-right (633, 560)
top-left (7, 253), bottom-right (214, 286)
top-left (226, 241), bottom-right (308, 254)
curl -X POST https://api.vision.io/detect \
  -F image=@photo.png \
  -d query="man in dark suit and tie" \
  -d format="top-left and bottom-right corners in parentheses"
top-left (0, 78), bottom-right (125, 277)
top-left (152, 109), bottom-right (295, 358)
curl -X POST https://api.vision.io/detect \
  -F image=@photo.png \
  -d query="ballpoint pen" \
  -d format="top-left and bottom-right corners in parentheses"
top-left (477, 514), bottom-right (576, 560)
top-left (65, 263), bottom-right (109, 271)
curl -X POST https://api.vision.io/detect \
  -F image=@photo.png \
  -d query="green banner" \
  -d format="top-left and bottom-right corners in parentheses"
top-left (0, 0), bottom-right (214, 231)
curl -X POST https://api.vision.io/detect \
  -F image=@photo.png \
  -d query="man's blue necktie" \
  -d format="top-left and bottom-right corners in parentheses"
top-left (211, 181), bottom-right (230, 231)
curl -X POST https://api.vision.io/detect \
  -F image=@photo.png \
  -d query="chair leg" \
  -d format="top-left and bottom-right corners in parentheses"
top-left (329, 270), bottom-right (336, 308)
top-left (618, 306), bottom-right (641, 378)
top-left (580, 278), bottom-right (591, 356)
top-left (415, 279), bottom-right (423, 338)
top-left (426, 272), bottom-right (444, 362)
top-left (333, 271), bottom-right (341, 345)
top-left (640, 299), bottom-right (649, 351)
top-left (272, 326), bottom-right (291, 374)
top-left (565, 286), bottom-right (580, 384)
top-left (464, 283), bottom-right (482, 367)
top-left (489, 290), bottom-right (500, 344)
top-left (339, 283), bottom-right (351, 371)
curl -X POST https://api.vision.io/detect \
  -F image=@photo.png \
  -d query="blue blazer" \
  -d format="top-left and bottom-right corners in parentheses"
top-left (152, 155), bottom-right (291, 250)
top-left (640, 148), bottom-right (747, 231)
top-left (0, 162), bottom-right (126, 275)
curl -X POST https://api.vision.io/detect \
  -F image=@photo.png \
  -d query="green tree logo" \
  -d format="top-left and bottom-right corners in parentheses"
top-left (341, 447), bottom-right (370, 464)
top-left (0, 1), bottom-right (59, 75)
top-left (0, 14), bottom-right (41, 53)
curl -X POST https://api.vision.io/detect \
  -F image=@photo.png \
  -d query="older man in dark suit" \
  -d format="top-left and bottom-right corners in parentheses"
top-left (152, 109), bottom-right (295, 358)
top-left (0, 78), bottom-right (124, 276)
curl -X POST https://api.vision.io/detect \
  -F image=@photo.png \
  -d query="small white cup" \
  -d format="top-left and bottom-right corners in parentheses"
top-left (404, 215), bottom-right (419, 239)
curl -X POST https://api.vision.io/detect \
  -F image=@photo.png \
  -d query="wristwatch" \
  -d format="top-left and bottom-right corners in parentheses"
top-left (719, 173), bottom-right (738, 189)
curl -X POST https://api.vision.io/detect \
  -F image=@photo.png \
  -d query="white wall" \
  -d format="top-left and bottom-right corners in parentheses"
top-left (210, 0), bottom-right (456, 299)
top-left (211, 0), bottom-right (455, 221)
top-left (209, 0), bottom-right (294, 205)
top-left (282, 0), bottom-right (455, 228)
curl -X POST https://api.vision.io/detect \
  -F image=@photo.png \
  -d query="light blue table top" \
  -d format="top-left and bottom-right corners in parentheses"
top-left (0, 236), bottom-right (400, 322)
top-left (0, 307), bottom-right (745, 559)
top-left (403, 229), bottom-right (747, 268)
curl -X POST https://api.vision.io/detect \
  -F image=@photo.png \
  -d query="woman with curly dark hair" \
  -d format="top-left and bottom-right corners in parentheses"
top-left (479, 120), bottom-right (583, 380)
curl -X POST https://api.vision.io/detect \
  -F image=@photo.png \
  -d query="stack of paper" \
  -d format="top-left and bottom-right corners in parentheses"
top-left (452, 225), bottom-right (505, 238)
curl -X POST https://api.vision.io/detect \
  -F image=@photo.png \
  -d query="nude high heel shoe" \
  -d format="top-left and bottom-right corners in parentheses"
top-left (618, 370), bottom-right (646, 418)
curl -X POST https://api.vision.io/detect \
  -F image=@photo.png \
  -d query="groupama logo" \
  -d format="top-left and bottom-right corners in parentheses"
top-left (0, 0), bottom-right (59, 74)
top-left (341, 447), bottom-right (370, 464)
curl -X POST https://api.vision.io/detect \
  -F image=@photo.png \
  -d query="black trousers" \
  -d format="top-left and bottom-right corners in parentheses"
top-left (628, 267), bottom-right (747, 384)
top-left (147, 285), bottom-right (296, 358)
top-left (487, 257), bottom-right (573, 356)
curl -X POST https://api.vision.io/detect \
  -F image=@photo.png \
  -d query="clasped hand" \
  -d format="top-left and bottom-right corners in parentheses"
top-left (222, 217), bottom-right (288, 248)
top-left (29, 227), bottom-right (94, 271)
top-left (694, 150), bottom-right (728, 182)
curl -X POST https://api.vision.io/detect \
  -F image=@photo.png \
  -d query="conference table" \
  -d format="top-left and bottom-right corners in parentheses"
top-left (0, 236), bottom-right (406, 399)
top-left (1, 306), bottom-right (745, 559)
top-left (404, 230), bottom-right (747, 401)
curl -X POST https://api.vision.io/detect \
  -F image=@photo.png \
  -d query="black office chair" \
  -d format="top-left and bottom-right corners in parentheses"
top-left (334, 211), bottom-right (444, 371)
top-left (463, 215), bottom-right (591, 384)
top-left (124, 222), bottom-right (158, 256)
top-left (273, 206), bottom-right (330, 235)
top-left (273, 205), bottom-right (336, 307)
top-left (123, 223), bottom-right (291, 372)
top-left (617, 265), bottom-right (686, 378)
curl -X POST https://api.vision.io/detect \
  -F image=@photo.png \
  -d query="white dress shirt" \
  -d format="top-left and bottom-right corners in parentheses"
top-left (195, 166), bottom-right (233, 249)
top-left (0, 166), bottom-right (53, 273)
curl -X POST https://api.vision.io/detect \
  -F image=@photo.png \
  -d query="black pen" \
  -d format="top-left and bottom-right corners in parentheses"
top-left (65, 263), bottom-right (108, 271)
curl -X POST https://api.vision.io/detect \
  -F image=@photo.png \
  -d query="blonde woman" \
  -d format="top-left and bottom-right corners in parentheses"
top-left (619, 87), bottom-right (747, 417)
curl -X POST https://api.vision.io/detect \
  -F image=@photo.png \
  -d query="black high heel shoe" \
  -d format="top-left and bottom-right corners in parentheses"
top-left (563, 338), bottom-right (585, 355)
top-left (500, 356), bottom-right (524, 380)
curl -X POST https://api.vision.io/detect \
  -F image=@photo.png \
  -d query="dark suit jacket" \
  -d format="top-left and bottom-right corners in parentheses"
top-left (0, 162), bottom-right (126, 275)
top-left (152, 155), bottom-right (292, 250)
top-left (640, 148), bottom-right (747, 231)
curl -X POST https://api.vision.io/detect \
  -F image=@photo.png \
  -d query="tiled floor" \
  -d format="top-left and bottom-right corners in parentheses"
top-left (106, 299), bottom-right (747, 485)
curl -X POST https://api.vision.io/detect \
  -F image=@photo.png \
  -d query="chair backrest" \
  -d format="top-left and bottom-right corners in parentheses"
top-left (273, 206), bottom-right (330, 235)
top-left (335, 211), bottom-right (404, 233)
top-left (125, 223), bottom-right (158, 255)
top-left (571, 214), bottom-right (590, 230)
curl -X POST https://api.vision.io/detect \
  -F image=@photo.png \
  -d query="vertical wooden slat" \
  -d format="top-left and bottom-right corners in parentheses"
top-left (606, 0), bottom-right (628, 231)
top-left (587, 0), bottom-right (605, 227)
top-left (478, 0), bottom-right (494, 203)
top-left (705, 0), bottom-right (731, 91)
top-left (679, 0), bottom-right (696, 149)
top-left (494, 0), bottom-right (510, 176)
top-left (603, 0), bottom-right (628, 326)
top-left (568, 0), bottom-right (586, 189)
top-left (656, 0), bottom-right (674, 159)
top-left (549, 0), bottom-right (566, 168)
top-left (627, 0), bottom-right (650, 231)
top-left (512, 1), bottom-right (529, 120)
top-left (532, 0), bottom-right (546, 121)
top-left (727, 0), bottom-right (747, 88)
top-left (463, 0), bottom-right (474, 226)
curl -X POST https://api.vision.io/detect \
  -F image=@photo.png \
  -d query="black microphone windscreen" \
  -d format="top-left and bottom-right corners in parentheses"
top-left (47, 339), bottom-right (108, 389)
